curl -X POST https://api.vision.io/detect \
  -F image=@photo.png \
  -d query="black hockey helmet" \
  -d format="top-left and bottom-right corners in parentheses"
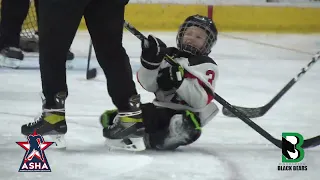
top-left (176, 14), bottom-right (218, 56)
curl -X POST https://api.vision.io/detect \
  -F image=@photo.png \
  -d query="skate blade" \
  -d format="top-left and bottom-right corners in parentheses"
top-left (105, 137), bottom-right (146, 152)
top-left (47, 134), bottom-right (66, 149)
top-left (0, 57), bottom-right (21, 69)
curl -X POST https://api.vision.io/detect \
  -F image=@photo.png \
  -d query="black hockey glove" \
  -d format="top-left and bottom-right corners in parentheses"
top-left (141, 35), bottom-right (167, 70)
top-left (157, 65), bottom-right (185, 91)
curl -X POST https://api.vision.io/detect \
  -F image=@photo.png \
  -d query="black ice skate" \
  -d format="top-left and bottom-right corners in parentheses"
top-left (102, 95), bottom-right (146, 151)
top-left (0, 47), bottom-right (24, 68)
top-left (21, 92), bottom-right (68, 148)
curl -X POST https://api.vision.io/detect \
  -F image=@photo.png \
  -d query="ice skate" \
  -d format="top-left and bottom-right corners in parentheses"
top-left (0, 47), bottom-right (24, 68)
top-left (21, 92), bottom-right (68, 148)
top-left (100, 95), bottom-right (146, 151)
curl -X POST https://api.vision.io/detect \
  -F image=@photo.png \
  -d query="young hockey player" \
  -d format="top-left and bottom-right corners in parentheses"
top-left (100, 14), bottom-right (219, 151)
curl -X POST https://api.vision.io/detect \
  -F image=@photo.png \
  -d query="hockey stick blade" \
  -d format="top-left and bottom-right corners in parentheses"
top-left (216, 94), bottom-right (320, 149)
top-left (222, 104), bottom-right (266, 118)
top-left (86, 68), bottom-right (97, 80)
top-left (223, 52), bottom-right (320, 118)
top-left (222, 80), bottom-right (296, 117)
top-left (85, 40), bottom-right (97, 80)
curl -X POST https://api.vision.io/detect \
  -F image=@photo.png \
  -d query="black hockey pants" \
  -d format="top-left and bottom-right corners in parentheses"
top-left (38, 0), bottom-right (137, 111)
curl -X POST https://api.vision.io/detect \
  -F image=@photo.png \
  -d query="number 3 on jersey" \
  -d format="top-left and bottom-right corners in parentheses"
top-left (206, 70), bottom-right (215, 85)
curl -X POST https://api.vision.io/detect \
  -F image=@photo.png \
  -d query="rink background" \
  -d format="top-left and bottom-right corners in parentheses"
top-left (0, 31), bottom-right (319, 180)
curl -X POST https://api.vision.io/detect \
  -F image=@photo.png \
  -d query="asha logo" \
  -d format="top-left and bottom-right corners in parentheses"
top-left (16, 131), bottom-right (54, 172)
top-left (282, 132), bottom-right (304, 163)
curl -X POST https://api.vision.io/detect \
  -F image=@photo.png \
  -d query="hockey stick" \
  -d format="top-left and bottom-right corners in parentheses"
top-left (123, 20), bottom-right (320, 149)
top-left (123, 21), bottom-right (177, 66)
top-left (222, 52), bottom-right (320, 118)
top-left (215, 93), bottom-right (320, 149)
top-left (86, 40), bottom-right (97, 80)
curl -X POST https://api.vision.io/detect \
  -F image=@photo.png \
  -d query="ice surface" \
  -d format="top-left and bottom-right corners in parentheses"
top-left (0, 31), bottom-right (319, 180)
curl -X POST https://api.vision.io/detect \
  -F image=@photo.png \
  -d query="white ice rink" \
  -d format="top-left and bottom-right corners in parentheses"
top-left (0, 31), bottom-right (319, 180)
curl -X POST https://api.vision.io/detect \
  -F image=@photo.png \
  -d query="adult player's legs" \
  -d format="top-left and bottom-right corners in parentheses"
top-left (20, 0), bottom-right (86, 143)
top-left (38, 0), bottom-right (85, 106)
top-left (84, 0), bottom-right (143, 144)
top-left (84, 0), bottom-right (137, 111)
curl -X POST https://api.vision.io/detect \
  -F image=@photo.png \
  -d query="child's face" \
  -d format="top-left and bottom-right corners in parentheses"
top-left (182, 26), bottom-right (208, 51)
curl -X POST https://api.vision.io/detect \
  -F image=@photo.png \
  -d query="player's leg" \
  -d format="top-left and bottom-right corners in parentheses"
top-left (99, 103), bottom-right (201, 151)
top-left (84, 0), bottom-right (137, 112)
top-left (38, 0), bottom-right (84, 106)
top-left (84, 0), bottom-right (143, 140)
top-left (143, 107), bottom-right (202, 150)
top-left (0, 0), bottom-right (29, 68)
top-left (20, 0), bottom-right (86, 146)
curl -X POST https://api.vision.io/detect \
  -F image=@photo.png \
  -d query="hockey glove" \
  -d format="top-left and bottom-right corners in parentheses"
top-left (141, 35), bottom-right (167, 70)
top-left (157, 65), bottom-right (185, 91)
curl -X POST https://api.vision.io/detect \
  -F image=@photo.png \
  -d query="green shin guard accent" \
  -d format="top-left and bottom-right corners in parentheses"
top-left (186, 110), bottom-right (201, 130)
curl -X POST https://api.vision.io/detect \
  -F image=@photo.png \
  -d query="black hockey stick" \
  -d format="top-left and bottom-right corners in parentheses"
top-left (86, 40), bottom-right (97, 80)
top-left (222, 53), bottom-right (320, 118)
top-left (215, 93), bottom-right (320, 149)
top-left (123, 21), bottom-right (178, 66)
top-left (123, 20), bottom-right (320, 149)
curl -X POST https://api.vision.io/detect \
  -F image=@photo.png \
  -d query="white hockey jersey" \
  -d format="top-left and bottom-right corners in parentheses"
top-left (137, 55), bottom-right (219, 126)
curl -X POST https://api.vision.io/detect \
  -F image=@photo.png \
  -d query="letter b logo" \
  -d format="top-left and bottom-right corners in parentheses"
top-left (282, 132), bottom-right (304, 163)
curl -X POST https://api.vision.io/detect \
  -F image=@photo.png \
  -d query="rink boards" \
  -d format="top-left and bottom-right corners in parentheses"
top-left (77, 3), bottom-right (320, 33)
